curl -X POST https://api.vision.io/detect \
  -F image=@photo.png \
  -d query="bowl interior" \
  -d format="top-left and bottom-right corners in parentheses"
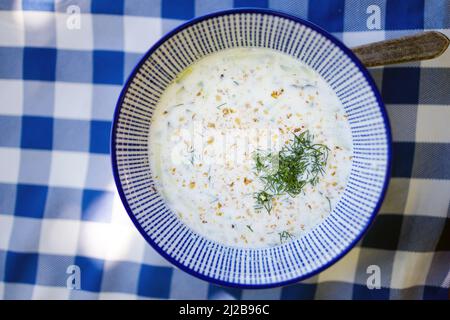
top-left (112, 9), bottom-right (391, 288)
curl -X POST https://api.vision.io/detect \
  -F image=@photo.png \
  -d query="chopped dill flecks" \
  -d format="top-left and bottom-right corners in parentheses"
top-left (325, 195), bottom-right (332, 212)
top-left (210, 197), bottom-right (219, 204)
top-left (187, 147), bottom-right (195, 165)
top-left (278, 231), bottom-right (293, 244)
top-left (233, 80), bottom-right (240, 86)
top-left (216, 102), bottom-right (226, 109)
top-left (254, 190), bottom-right (273, 214)
top-left (246, 225), bottom-right (254, 232)
top-left (253, 130), bottom-right (329, 214)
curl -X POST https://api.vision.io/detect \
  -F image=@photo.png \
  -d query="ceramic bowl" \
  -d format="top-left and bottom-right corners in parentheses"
top-left (111, 8), bottom-right (392, 288)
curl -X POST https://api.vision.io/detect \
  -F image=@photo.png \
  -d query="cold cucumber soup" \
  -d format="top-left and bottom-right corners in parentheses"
top-left (149, 47), bottom-right (352, 248)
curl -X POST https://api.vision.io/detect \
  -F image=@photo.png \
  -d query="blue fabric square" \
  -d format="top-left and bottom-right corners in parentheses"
top-left (44, 187), bottom-right (82, 220)
top-left (269, 1), bottom-right (308, 19)
top-left (0, 47), bottom-right (23, 79)
top-left (81, 189), bottom-right (113, 222)
top-left (53, 119), bottom-right (90, 152)
top-left (124, 52), bottom-right (142, 81)
top-left (208, 284), bottom-right (242, 299)
top-left (0, 0), bottom-right (20, 10)
top-left (56, 50), bottom-right (92, 83)
top-left (138, 265), bottom-right (172, 298)
top-left (343, 0), bottom-right (386, 31)
top-left (102, 261), bottom-right (140, 293)
top-left (308, 0), bottom-right (345, 32)
top-left (74, 256), bottom-right (104, 292)
top-left (0, 116), bottom-right (21, 147)
top-left (385, 0), bottom-right (424, 30)
top-left (85, 154), bottom-right (114, 190)
top-left (69, 290), bottom-right (99, 299)
top-left (382, 68), bottom-right (420, 104)
top-left (89, 120), bottom-right (111, 154)
top-left (419, 68), bottom-right (450, 105)
top-left (0, 183), bottom-right (16, 215)
top-left (36, 254), bottom-right (75, 287)
top-left (352, 284), bottom-right (390, 300)
top-left (18, 150), bottom-right (52, 185)
top-left (362, 215), bottom-right (403, 250)
top-left (21, 116), bottom-right (53, 150)
top-left (91, 84), bottom-right (121, 120)
top-left (22, 0), bottom-right (54, 11)
top-left (23, 81), bottom-right (55, 116)
top-left (162, 0), bottom-right (195, 20)
top-left (4, 251), bottom-right (38, 284)
top-left (436, 222), bottom-right (449, 251)
top-left (398, 216), bottom-right (445, 252)
top-left (92, 15), bottom-right (124, 50)
top-left (124, 0), bottom-right (161, 17)
top-left (23, 48), bottom-right (56, 81)
top-left (3, 283), bottom-right (34, 299)
top-left (234, 0), bottom-right (268, 8)
top-left (281, 283), bottom-right (317, 299)
top-left (413, 143), bottom-right (450, 179)
top-left (91, 0), bottom-right (124, 15)
top-left (93, 50), bottom-right (124, 85)
top-left (424, 0), bottom-right (450, 29)
top-left (15, 184), bottom-right (48, 219)
top-left (8, 216), bottom-right (42, 252)
top-left (423, 286), bottom-right (449, 300)
top-left (0, 250), bottom-right (5, 282)
top-left (316, 281), bottom-right (354, 299)
top-left (54, 0), bottom-right (91, 13)
top-left (392, 142), bottom-right (415, 178)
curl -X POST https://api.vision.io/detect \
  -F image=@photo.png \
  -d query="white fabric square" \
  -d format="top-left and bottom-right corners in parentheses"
top-left (32, 285), bottom-right (70, 300)
top-left (391, 251), bottom-right (434, 289)
top-left (0, 147), bottom-right (20, 183)
top-left (49, 151), bottom-right (88, 188)
top-left (0, 215), bottom-right (13, 250)
top-left (405, 178), bottom-right (450, 218)
top-left (416, 105), bottom-right (450, 143)
top-left (22, 11), bottom-right (55, 46)
top-left (39, 219), bottom-right (80, 255)
top-left (317, 247), bottom-right (361, 282)
top-left (98, 292), bottom-right (138, 300)
top-left (342, 30), bottom-right (386, 47)
top-left (77, 221), bottom-right (114, 260)
top-left (55, 12), bottom-right (94, 50)
top-left (124, 16), bottom-right (161, 53)
top-left (54, 82), bottom-right (93, 120)
top-left (0, 11), bottom-right (25, 46)
top-left (0, 80), bottom-right (23, 115)
top-left (101, 195), bottom-right (146, 263)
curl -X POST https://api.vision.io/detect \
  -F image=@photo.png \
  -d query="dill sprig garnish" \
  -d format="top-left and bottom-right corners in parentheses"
top-left (253, 130), bottom-right (329, 214)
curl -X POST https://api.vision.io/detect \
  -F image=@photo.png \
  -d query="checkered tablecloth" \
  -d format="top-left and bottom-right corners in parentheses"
top-left (0, 0), bottom-right (449, 300)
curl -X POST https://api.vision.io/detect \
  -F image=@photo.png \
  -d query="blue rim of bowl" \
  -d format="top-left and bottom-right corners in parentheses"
top-left (111, 7), bottom-right (393, 289)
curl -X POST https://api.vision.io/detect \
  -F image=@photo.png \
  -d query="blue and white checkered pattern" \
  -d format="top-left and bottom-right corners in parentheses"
top-left (0, 0), bottom-right (448, 299)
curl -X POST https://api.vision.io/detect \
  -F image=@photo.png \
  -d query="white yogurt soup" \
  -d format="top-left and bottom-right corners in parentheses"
top-left (149, 47), bottom-right (353, 248)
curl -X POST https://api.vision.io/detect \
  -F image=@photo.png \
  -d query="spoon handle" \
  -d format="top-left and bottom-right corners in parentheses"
top-left (351, 31), bottom-right (450, 67)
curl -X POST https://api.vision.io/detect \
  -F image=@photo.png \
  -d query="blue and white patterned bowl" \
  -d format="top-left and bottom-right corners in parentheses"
top-left (111, 8), bottom-right (392, 288)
